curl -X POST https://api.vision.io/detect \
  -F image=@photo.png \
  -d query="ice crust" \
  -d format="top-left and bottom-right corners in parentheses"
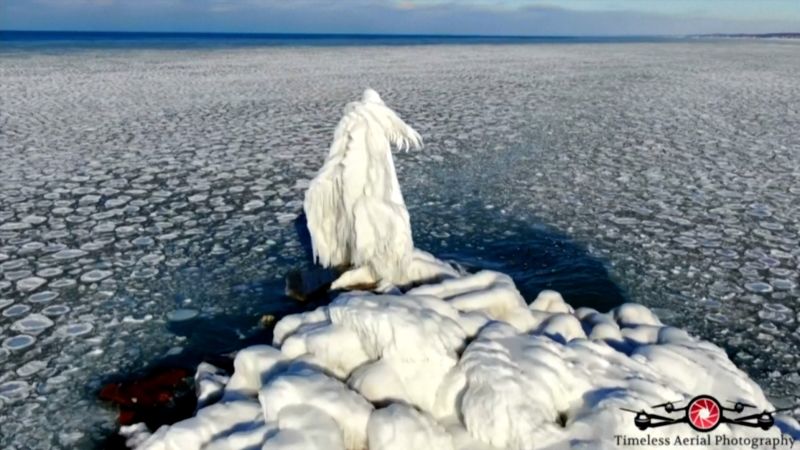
top-left (137, 270), bottom-right (798, 449)
top-left (2, 42), bottom-right (800, 447)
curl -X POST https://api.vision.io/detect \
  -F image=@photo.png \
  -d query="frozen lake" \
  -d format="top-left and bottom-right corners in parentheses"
top-left (1, 41), bottom-right (799, 447)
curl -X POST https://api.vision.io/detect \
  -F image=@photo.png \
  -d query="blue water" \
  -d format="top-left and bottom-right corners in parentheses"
top-left (0, 30), bottom-right (684, 52)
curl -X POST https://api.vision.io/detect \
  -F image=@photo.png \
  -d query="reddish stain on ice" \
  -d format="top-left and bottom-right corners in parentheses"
top-left (99, 368), bottom-right (191, 425)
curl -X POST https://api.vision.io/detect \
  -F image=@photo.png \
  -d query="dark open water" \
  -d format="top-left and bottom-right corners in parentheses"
top-left (0, 30), bottom-right (686, 52)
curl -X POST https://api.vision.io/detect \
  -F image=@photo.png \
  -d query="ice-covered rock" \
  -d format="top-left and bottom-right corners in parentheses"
top-left (135, 271), bottom-right (798, 450)
top-left (138, 400), bottom-right (263, 450)
top-left (194, 362), bottom-right (229, 409)
top-left (261, 405), bottom-right (344, 450)
top-left (120, 423), bottom-right (152, 449)
top-left (367, 404), bottom-right (454, 450)
top-left (223, 345), bottom-right (287, 399)
top-left (258, 366), bottom-right (373, 450)
top-left (408, 270), bottom-right (538, 333)
top-left (329, 249), bottom-right (461, 292)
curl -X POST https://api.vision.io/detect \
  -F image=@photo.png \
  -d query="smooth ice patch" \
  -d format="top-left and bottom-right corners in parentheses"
top-left (41, 304), bottom-right (71, 317)
top-left (166, 309), bottom-right (199, 322)
top-left (0, 222), bottom-right (31, 231)
top-left (243, 200), bottom-right (264, 211)
top-left (2, 334), bottom-right (36, 351)
top-left (52, 249), bottom-right (88, 260)
top-left (36, 267), bottom-right (63, 278)
top-left (16, 277), bottom-right (46, 292)
top-left (2, 304), bottom-right (31, 318)
top-left (55, 323), bottom-right (94, 338)
top-left (49, 278), bottom-right (77, 289)
top-left (28, 291), bottom-right (59, 303)
top-left (11, 314), bottom-right (55, 335)
top-left (744, 281), bottom-right (773, 294)
top-left (0, 381), bottom-right (31, 402)
top-left (22, 215), bottom-right (47, 225)
top-left (80, 270), bottom-right (113, 283)
top-left (16, 360), bottom-right (47, 377)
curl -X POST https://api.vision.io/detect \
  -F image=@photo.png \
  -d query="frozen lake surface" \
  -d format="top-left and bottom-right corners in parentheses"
top-left (1, 41), bottom-right (799, 448)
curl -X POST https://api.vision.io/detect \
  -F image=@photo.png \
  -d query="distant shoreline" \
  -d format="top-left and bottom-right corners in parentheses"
top-left (2, 30), bottom-right (797, 38)
top-left (695, 32), bottom-right (800, 39)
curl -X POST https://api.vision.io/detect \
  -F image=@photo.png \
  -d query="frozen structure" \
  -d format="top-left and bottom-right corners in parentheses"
top-left (129, 91), bottom-right (799, 450)
top-left (304, 89), bottom-right (457, 290)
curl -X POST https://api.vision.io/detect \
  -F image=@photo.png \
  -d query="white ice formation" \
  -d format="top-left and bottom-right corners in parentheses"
top-left (131, 91), bottom-right (799, 450)
top-left (132, 272), bottom-right (798, 450)
top-left (304, 89), bottom-right (452, 290)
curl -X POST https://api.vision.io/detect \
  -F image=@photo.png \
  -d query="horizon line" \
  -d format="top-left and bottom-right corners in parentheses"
top-left (0, 29), bottom-right (699, 39)
top-left (2, 30), bottom-right (797, 39)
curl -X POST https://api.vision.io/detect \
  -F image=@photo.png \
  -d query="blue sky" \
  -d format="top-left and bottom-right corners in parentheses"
top-left (2, 0), bottom-right (798, 35)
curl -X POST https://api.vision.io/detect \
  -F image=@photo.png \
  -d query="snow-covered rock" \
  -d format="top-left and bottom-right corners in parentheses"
top-left (194, 362), bottom-right (229, 408)
top-left (367, 404), bottom-right (455, 450)
top-left (134, 271), bottom-right (799, 450)
top-left (259, 365), bottom-right (374, 450)
top-left (138, 400), bottom-right (263, 450)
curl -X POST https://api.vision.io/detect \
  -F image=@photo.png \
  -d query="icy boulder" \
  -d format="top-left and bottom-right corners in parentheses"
top-left (277, 287), bottom-right (466, 413)
top-left (259, 366), bottom-right (373, 449)
top-left (367, 404), bottom-right (455, 450)
top-left (133, 271), bottom-right (798, 450)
